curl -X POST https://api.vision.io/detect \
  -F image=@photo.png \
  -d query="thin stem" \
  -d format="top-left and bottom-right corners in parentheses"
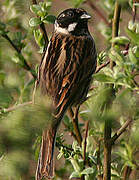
top-left (83, 121), bottom-right (89, 167)
top-left (97, 141), bottom-right (103, 179)
top-left (0, 101), bottom-right (32, 114)
top-left (103, 119), bottom-right (112, 180)
top-left (123, 166), bottom-right (132, 180)
top-left (111, 119), bottom-right (132, 144)
top-left (2, 34), bottom-right (21, 53)
top-left (103, 2), bottom-right (121, 180)
top-left (110, 2), bottom-right (121, 69)
top-left (81, 121), bottom-right (89, 180)
top-left (2, 34), bottom-right (37, 79)
top-left (67, 107), bottom-right (82, 146)
top-left (95, 60), bottom-right (110, 73)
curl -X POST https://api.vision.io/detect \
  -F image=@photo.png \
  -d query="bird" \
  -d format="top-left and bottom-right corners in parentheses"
top-left (35, 8), bottom-right (97, 180)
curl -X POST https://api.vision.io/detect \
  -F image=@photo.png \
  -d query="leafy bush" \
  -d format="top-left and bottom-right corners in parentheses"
top-left (0, 0), bottom-right (138, 180)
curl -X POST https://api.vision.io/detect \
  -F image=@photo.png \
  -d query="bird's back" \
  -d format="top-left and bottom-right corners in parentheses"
top-left (39, 33), bottom-right (96, 111)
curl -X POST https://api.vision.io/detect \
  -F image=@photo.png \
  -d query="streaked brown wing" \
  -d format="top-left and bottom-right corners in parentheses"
top-left (38, 33), bottom-right (96, 117)
top-left (53, 34), bottom-right (97, 117)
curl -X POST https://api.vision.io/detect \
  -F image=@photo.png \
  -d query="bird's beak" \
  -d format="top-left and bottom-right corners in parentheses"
top-left (80, 13), bottom-right (91, 20)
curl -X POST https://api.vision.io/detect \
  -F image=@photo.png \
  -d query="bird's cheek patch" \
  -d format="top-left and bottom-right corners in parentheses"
top-left (68, 23), bottom-right (77, 32)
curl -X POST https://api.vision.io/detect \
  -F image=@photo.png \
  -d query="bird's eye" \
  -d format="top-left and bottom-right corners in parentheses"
top-left (67, 11), bottom-right (74, 17)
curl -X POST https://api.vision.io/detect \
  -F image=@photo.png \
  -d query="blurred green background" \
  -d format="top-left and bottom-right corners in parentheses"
top-left (0, 0), bottom-right (138, 179)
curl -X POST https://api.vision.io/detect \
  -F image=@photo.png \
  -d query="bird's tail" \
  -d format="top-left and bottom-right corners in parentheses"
top-left (36, 127), bottom-right (57, 180)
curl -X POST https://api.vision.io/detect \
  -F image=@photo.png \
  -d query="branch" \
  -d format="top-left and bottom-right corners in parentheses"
top-left (2, 34), bottom-right (37, 79)
top-left (103, 2), bottom-right (121, 180)
top-left (110, 2), bottom-right (121, 69)
top-left (97, 141), bottom-right (103, 179)
top-left (95, 60), bottom-right (110, 73)
top-left (123, 166), bottom-right (132, 180)
top-left (111, 119), bottom-right (132, 144)
top-left (0, 101), bottom-right (33, 114)
top-left (83, 121), bottom-right (89, 167)
top-left (67, 107), bottom-right (82, 146)
top-left (86, 0), bottom-right (110, 26)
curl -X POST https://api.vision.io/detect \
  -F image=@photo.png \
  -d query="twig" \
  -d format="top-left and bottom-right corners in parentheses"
top-left (133, 78), bottom-right (139, 88)
top-left (111, 119), bottom-right (132, 144)
top-left (67, 107), bottom-right (82, 146)
top-left (110, 2), bottom-right (121, 69)
top-left (80, 121), bottom-right (89, 180)
top-left (123, 166), bottom-right (132, 180)
top-left (0, 101), bottom-right (33, 114)
top-left (97, 141), bottom-right (102, 178)
top-left (86, 0), bottom-right (110, 26)
top-left (83, 121), bottom-right (89, 167)
top-left (95, 60), bottom-right (110, 73)
top-left (1, 34), bottom-right (37, 79)
top-left (103, 118), bottom-right (112, 180)
top-left (2, 34), bottom-right (21, 53)
top-left (103, 2), bottom-right (121, 180)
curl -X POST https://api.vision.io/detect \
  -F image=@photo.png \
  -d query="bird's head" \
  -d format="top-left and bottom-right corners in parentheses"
top-left (54, 8), bottom-right (91, 35)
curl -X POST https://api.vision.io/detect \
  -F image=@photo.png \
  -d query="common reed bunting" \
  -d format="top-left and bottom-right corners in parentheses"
top-left (36, 8), bottom-right (97, 180)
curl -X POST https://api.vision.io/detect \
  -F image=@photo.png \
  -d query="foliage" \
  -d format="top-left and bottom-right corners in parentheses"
top-left (0, 0), bottom-right (138, 180)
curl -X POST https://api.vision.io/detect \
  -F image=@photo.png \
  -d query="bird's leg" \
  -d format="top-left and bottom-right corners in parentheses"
top-left (68, 106), bottom-right (82, 146)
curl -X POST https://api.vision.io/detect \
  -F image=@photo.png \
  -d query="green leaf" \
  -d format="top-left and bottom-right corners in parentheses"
top-left (126, 28), bottom-right (139, 45)
top-left (70, 158), bottom-right (81, 172)
top-left (94, 73), bottom-right (115, 83)
top-left (12, 54), bottom-right (20, 63)
top-left (29, 17), bottom-right (41, 27)
top-left (42, 15), bottom-right (56, 24)
top-left (33, 29), bottom-right (45, 48)
top-left (128, 48), bottom-right (139, 66)
top-left (109, 49), bottom-right (125, 66)
top-left (111, 36), bottom-right (130, 45)
top-left (69, 171), bottom-right (80, 179)
top-left (30, 4), bottom-right (41, 15)
top-left (41, 2), bottom-right (52, 12)
top-left (81, 167), bottom-right (95, 175)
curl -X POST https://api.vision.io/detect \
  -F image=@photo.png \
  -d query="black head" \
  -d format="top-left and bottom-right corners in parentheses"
top-left (54, 8), bottom-right (91, 36)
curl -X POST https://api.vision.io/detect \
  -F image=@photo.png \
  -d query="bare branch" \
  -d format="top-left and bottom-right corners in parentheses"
top-left (67, 107), bottom-right (82, 146)
top-left (0, 101), bottom-right (33, 114)
top-left (110, 2), bottom-right (121, 69)
top-left (103, 2), bottom-right (121, 180)
top-left (83, 121), bottom-right (89, 167)
top-left (111, 119), bottom-right (132, 144)
top-left (95, 60), bottom-right (110, 73)
top-left (1, 34), bottom-right (37, 79)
